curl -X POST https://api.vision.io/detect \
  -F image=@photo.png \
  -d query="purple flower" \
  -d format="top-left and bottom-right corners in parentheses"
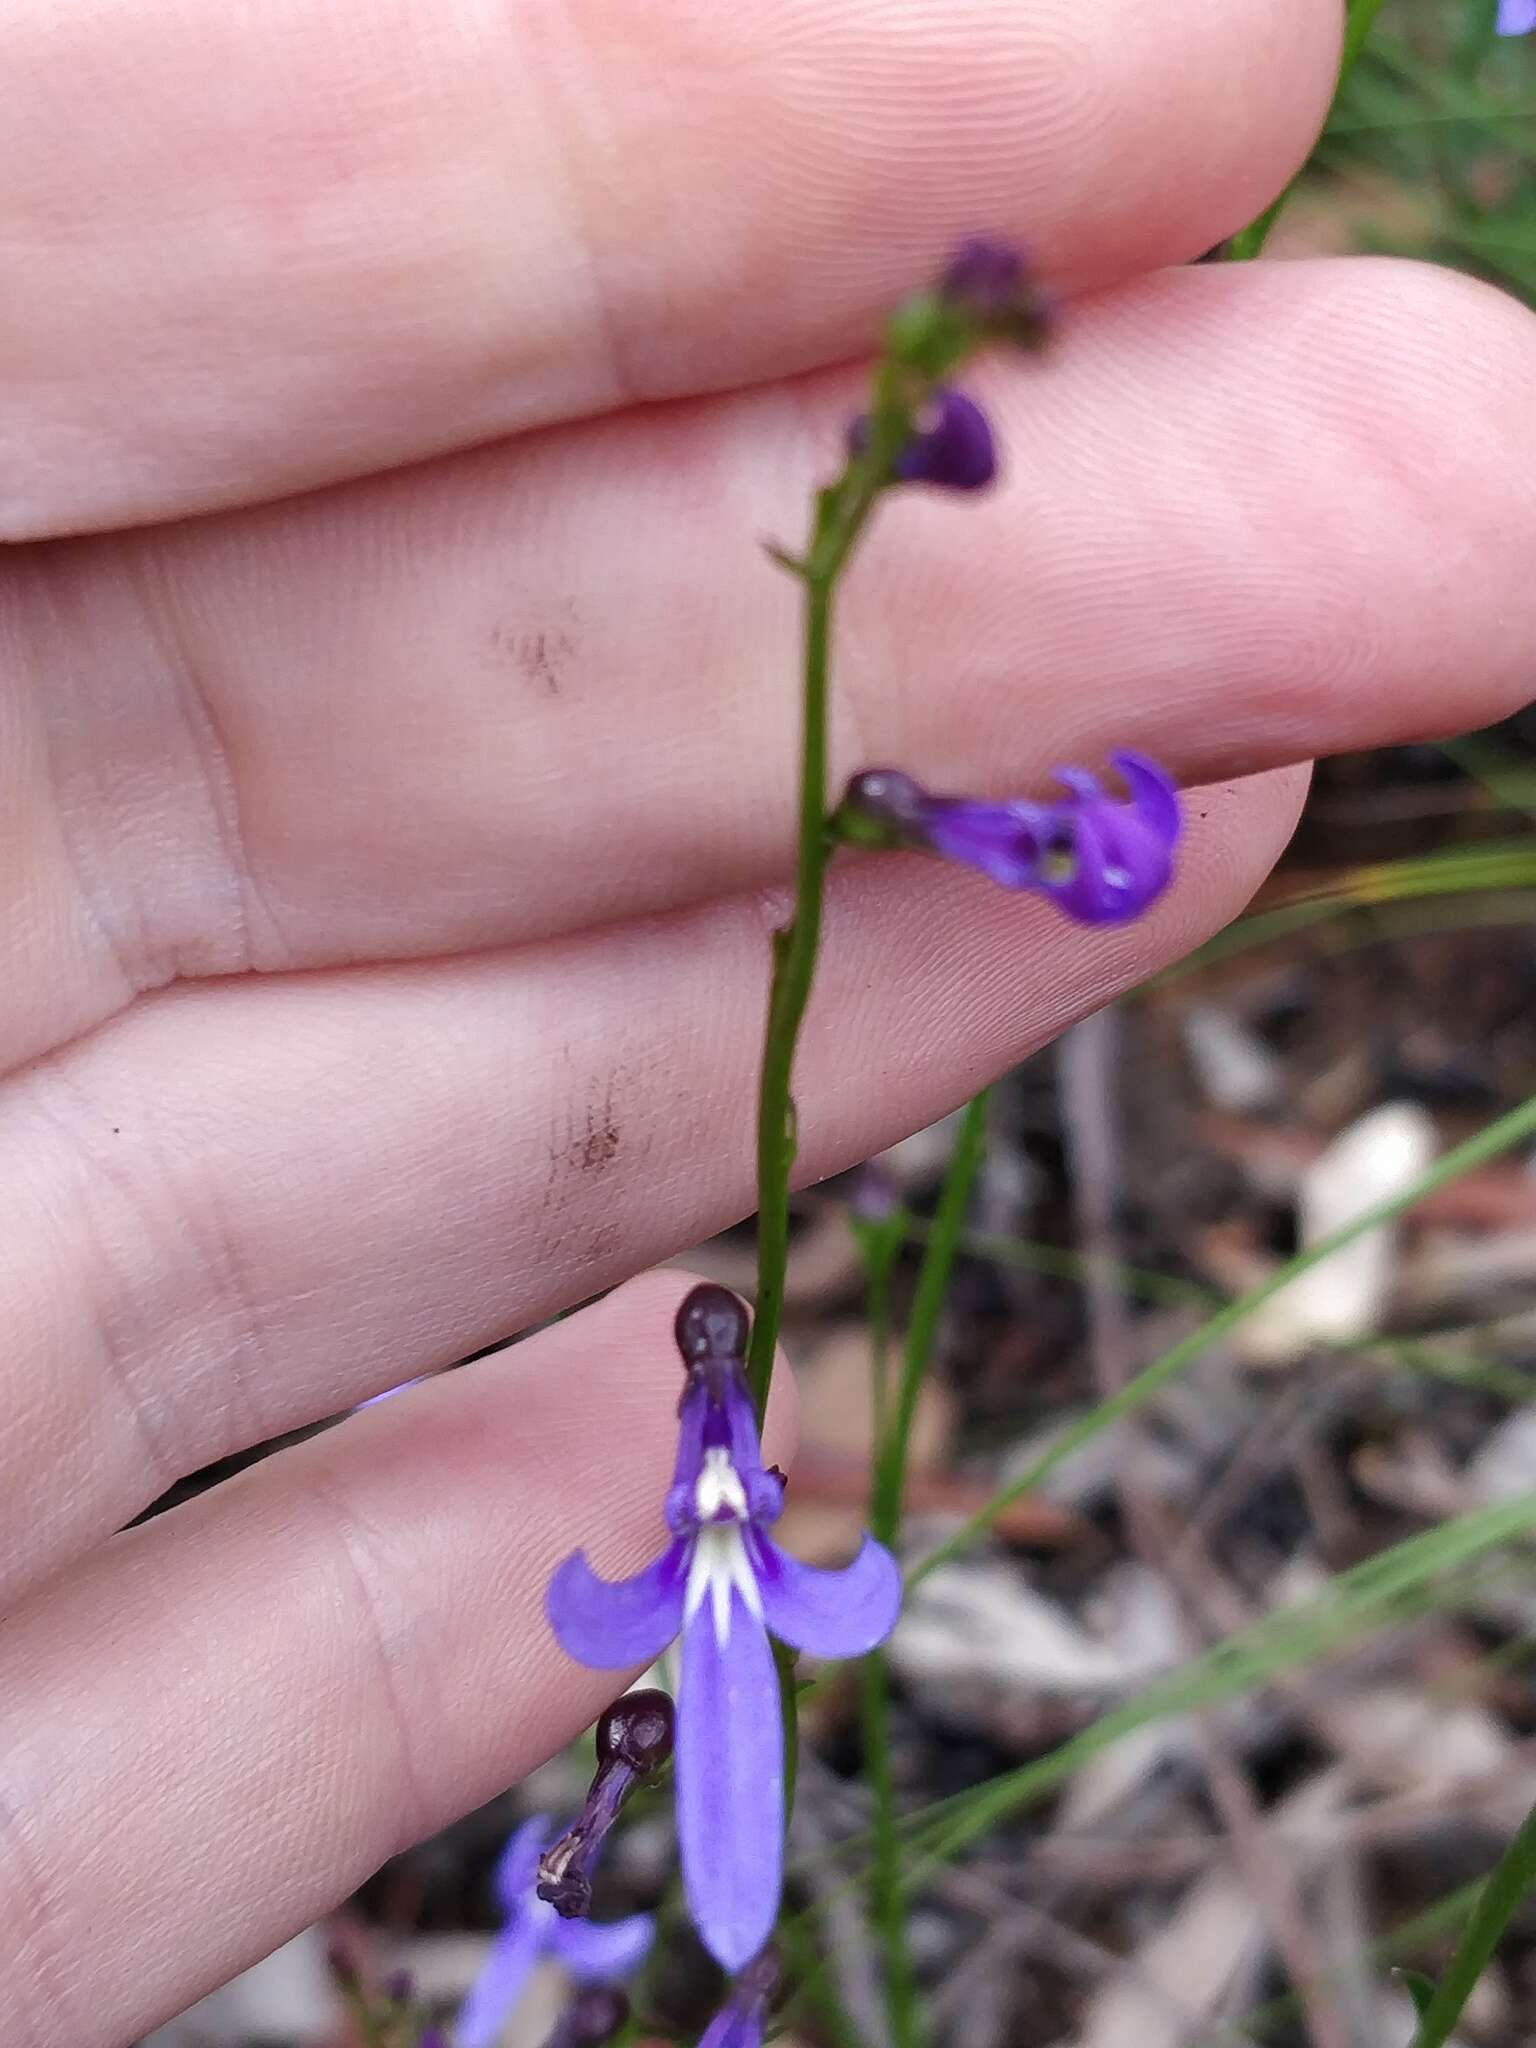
top-left (839, 751), bottom-right (1181, 926)
top-left (940, 238), bottom-right (1028, 314)
top-left (698, 1947), bottom-right (779, 2048)
top-left (546, 1286), bottom-right (902, 1971)
top-left (938, 236), bottom-right (1050, 346)
top-left (848, 386), bottom-right (996, 491)
top-left (455, 1818), bottom-right (653, 2048)
top-left (1497, 0), bottom-right (1536, 31)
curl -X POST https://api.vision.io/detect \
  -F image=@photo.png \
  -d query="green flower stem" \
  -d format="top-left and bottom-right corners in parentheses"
top-left (746, 363), bottom-right (929, 1416)
top-left (1407, 1792), bottom-right (1536, 2048)
top-left (858, 1648), bottom-right (918, 2048)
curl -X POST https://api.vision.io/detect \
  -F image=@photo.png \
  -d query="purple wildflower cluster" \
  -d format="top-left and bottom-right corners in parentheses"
top-left (452, 238), bottom-right (1184, 2048)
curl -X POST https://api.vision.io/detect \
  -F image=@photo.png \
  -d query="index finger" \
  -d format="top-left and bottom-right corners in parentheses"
top-left (0, 0), bottom-right (1339, 537)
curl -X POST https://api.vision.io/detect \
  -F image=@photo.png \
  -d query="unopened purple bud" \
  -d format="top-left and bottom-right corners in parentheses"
top-left (675, 1283), bottom-right (750, 1366)
top-left (848, 389), bottom-right (995, 492)
top-left (382, 1967), bottom-right (414, 2004)
top-left (541, 1985), bottom-right (630, 2048)
top-left (840, 768), bottom-right (929, 843)
top-left (895, 389), bottom-right (995, 490)
top-left (939, 237), bottom-right (1049, 347)
top-left (596, 1687), bottom-right (675, 1774)
top-left (419, 2032), bottom-right (449, 2048)
top-left (940, 237), bottom-right (1026, 311)
top-left (538, 1690), bottom-right (675, 1917)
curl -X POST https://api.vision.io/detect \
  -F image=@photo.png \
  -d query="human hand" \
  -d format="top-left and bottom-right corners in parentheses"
top-left (2, 0), bottom-right (1533, 2037)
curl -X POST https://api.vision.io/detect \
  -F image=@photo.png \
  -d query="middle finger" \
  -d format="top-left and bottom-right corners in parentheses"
top-left (5, 259), bottom-right (1534, 1070)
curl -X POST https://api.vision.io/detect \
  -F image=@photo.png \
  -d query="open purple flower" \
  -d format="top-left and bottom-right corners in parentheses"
top-left (1498, 0), bottom-right (1535, 31)
top-left (546, 1286), bottom-right (902, 1971)
top-left (698, 1946), bottom-right (779, 2048)
top-left (455, 1817), bottom-right (653, 2048)
top-left (839, 751), bottom-right (1181, 926)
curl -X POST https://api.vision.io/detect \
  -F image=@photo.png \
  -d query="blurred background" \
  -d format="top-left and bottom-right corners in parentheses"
top-left (146, 9), bottom-right (1536, 2046)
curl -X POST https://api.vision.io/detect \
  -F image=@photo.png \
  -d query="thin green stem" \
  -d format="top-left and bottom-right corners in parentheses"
top-left (870, 1092), bottom-right (989, 1540)
top-left (860, 1092), bottom-right (987, 2048)
top-left (1227, 0), bottom-right (1389, 259)
top-left (1407, 1792), bottom-right (1536, 2048)
top-left (747, 560), bottom-right (834, 1412)
top-left (747, 414), bottom-right (905, 1415)
top-left (860, 1648), bottom-right (920, 2048)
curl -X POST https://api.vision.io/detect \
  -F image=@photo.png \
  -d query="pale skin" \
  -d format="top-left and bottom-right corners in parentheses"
top-left (1, 0), bottom-right (1534, 2037)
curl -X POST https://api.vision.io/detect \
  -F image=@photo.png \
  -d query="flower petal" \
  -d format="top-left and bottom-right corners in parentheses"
top-left (551, 1911), bottom-right (655, 1983)
top-left (751, 1533), bottom-right (902, 1658)
top-left (923, 798), bottom-right (1045, 887)
top-left (494, 1814), bottom-right (554, 1913)
top-left (1110, 750), bottom-right (1182, 849)
top-left (676, 1590), bottom-right (783, 1971)
top-left (546, 1539), bottom-right (689, 1669)
top-left (455, 1918), bottom-right (546, 2048)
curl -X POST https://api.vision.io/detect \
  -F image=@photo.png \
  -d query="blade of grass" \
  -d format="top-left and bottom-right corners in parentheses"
top-left (909, 1091), bottom-right (1536, 1588)
top-left (864, 1089), bottom-right (990, 2048)
top-left (1406, 1793), bottom-right (1536, 2048)
top-left (902, 1493), bottom-right (1536, 1872)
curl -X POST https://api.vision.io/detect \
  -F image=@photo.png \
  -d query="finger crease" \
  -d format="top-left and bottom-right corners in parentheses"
top-left (309, 1466), bottom-right (436, 1854)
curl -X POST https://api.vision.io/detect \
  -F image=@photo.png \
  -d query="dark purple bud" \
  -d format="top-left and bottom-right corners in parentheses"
top-left (541, 1985), bottom-right (630, 2048)
top-left (848, 389), bottom-right (995, 492)
top-left (674, 1283), bottom-right (750, 1366)
top-left (938, 237), bottom-right (1050, 347)
top-left (839, 768), bottom-right (930, 844)
top-left (382, 1966), bottom-right (414, 2004)
top-left (419, 2032), bottom-right (449, 2048)
top-left (538, 1691), bottom-right (675, 1917)
top-left (596, 1687), bottom-right (675, 1775)
top-left (939, 237), bottom-right (1026, 311)
top-left (896, 388), bottom-right (995, 489)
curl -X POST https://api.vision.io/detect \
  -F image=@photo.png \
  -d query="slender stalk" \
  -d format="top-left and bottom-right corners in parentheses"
top-left (746, 560), bottom-right (833, 1411)
top-left (870, 1092), bottom-right (989, 1538)
top-left (1407, 1792), bottom-right (1536, 2048)
top-left (860, 1091), bottom-right (989, 2048)
top-left (746, 378), bottom-right (914, 1414)
top-left (860, 1649), bottom-right (915, 2048)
